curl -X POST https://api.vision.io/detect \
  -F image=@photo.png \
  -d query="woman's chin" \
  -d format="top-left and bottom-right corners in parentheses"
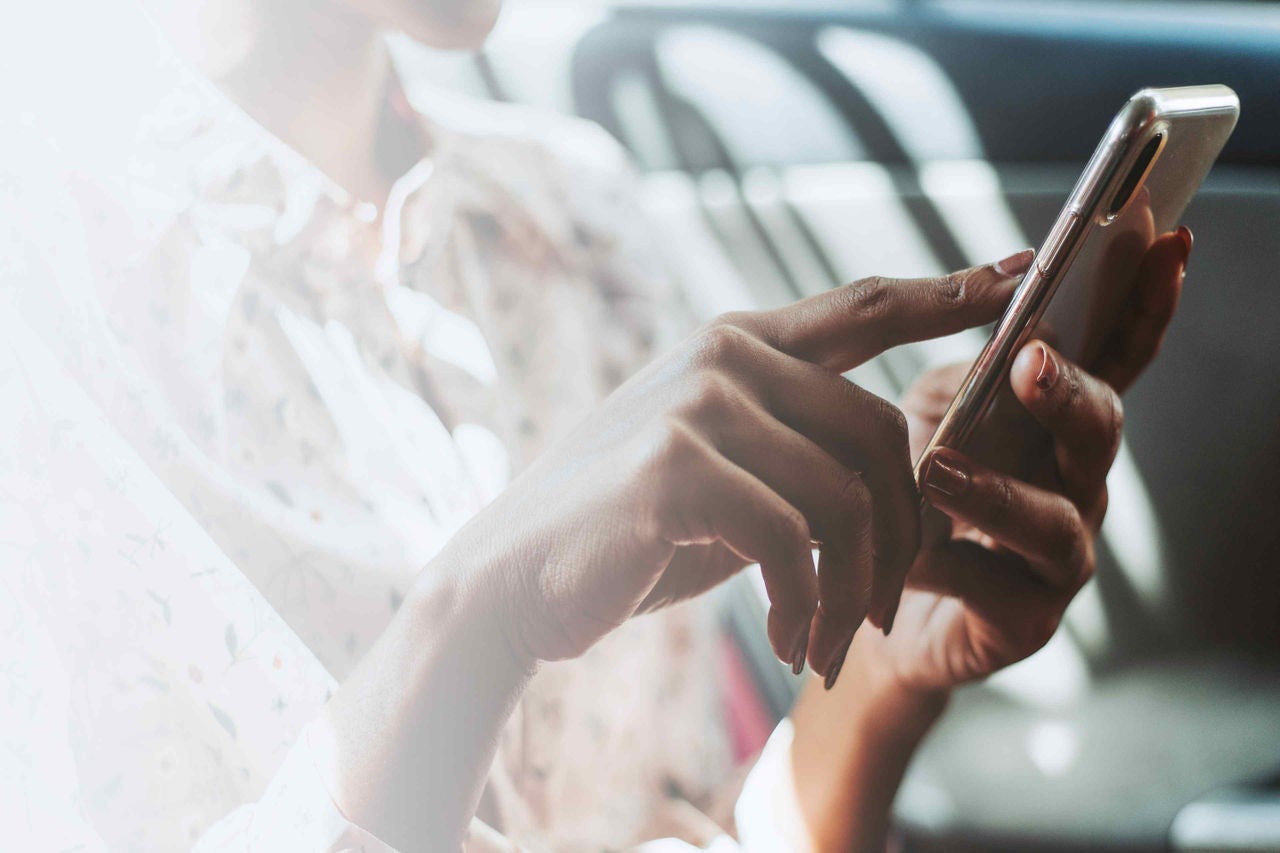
top-left (397, 0), bottom-right (504, 50)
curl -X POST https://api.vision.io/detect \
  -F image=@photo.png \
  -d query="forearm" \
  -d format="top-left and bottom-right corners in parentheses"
top-left (317, 553), bottom-right (534, 852)
top-left (789, 631), bottom-right (948, 853)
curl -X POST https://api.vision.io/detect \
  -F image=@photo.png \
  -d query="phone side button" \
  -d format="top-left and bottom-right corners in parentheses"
top-left (1037, 209), bottom-right (1081, 278)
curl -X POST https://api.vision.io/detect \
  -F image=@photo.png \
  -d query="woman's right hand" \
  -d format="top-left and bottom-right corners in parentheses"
top-left (435, 252), bottom-right (1034, 681)
top-left (326, 252), bottom-right (1030, 849)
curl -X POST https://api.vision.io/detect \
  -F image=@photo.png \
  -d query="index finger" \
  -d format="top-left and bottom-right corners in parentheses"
top-left (748, 249), bottom-right (1034, 373)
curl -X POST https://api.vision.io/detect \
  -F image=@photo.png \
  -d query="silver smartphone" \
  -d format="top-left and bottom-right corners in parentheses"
top-left (914, 85), bottom-right (1239, 485)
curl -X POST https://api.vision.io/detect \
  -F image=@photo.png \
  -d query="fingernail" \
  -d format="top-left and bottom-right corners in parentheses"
top-left (824, 657), bottom-right (844, 690)
top-left (994, 248), bottom-right (1035, 278)
top-left (790, 631), bottom-right (808, 676)
top-left (923, 451), bottom-right (970, 499)
top-left (1176, 226), bottom-right (1193, 282)
top-left (824, 629), bottom-right (856, 690)
top-left (1176, 225), bottom-right (1194, 257)
top-left (883, 596), bottom-right (900, 637)
top-left (1034, 342), bottom-right (1059, 390)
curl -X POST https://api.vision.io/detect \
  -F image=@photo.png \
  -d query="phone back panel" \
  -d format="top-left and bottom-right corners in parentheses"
top-left (918, 86), bottom-right (1239, 484)
top-left (1047, 87), bottom-right (1240, 371)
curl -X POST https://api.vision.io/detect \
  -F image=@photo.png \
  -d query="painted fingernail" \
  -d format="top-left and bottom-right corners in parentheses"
top-left (923, 451), bottom-right (970, 499)
top-left (883, 596), bottom-right (900, 637)
top-left (994, 248), bottom-right (1035, 278)
top-left (790, 631), bottom-right (808, 676)
top-left (1176, 226), bottom-right (1193, 282)
top-left (1176, 225), bottom-right (1194, 257)
top-left (824, 657), bottom-right (844, 690)
top-left (824, 629), bottom-right (857, 690)
top-left (1035, 342), bottom-right (1059, 390)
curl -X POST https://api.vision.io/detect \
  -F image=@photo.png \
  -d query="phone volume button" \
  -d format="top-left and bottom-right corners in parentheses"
top-left (1036, 208), bottom-right (1082, 278)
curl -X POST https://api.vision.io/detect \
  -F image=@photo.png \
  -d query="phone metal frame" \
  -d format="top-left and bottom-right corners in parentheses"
top-left (913, 85), bottom-right (1240, 486)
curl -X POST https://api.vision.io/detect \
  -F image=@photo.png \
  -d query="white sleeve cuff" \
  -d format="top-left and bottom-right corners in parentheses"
top-left (733, 720), bottom-right (814, 853)
top-left (195, 720), bottom-right (401, 853)
top-left (199, 718), bottom-right (810, 853)
top-left (632, 836), bottom-right (741, 852)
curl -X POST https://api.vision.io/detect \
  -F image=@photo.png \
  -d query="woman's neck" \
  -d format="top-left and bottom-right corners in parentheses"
top-left (186, 0), bottom-right (423, 209)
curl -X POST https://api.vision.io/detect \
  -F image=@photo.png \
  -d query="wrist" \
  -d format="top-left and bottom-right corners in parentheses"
top-left (322, 551), bottom-right (535, 850)
top-left (845, 628), bottom-right (951, 728)
top-left (826, 629), bottom-right (951, 753)
top-left (404, 545), bottom-right (539, 681)
top-left (790, 629), bottom-right (950, 853)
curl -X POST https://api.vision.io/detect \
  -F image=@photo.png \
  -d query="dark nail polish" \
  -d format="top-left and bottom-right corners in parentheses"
top-left (994, 248), bottom-right (1035, 278)
top-left (1035, 343), bottom-right (1059, 390)
top-left (790, 632), bottom-right (808, 676)
top-left (1176, 225), bottom-right (1193, 281)
top-left (923, 452), bottom-right (970, 499)
top-left (824, 657), bottom-right (844, 690)
top-left (1176, 225), bottom-right (1194, 257)
top-left (824, 630), bottom-right (856, 690)
top-left (883, 597), bottom-right (900, 637)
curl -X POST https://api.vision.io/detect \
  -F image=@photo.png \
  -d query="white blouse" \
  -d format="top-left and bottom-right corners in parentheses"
top-left (1, 5), bottom-right (809, 851)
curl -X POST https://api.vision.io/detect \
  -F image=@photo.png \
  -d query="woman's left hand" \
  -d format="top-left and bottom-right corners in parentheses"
top-left (877, 346), bottom-right (1120, 690)
top-left (788, 228), bottom-right (1190, 853)
top-left (850, 225), bottom-right (1191, 694)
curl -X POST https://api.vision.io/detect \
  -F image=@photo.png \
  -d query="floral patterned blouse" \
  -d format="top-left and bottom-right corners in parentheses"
top-left (0, 11), bottom-right (817, 851)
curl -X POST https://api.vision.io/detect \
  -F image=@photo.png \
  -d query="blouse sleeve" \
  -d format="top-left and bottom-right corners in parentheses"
top-left (192, 720), bottom-right (530, 853)
top-left (193, 717), bottom-right (811, 853)
top-left (192, 722), bottom-right (399, 853)
top-left (733, 720), bottom-right (815, 853)
top-left (635, 719), bottom-right (812, 852)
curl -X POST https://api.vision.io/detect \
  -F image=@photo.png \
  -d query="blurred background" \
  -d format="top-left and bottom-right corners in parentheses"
top-left (386, 2), bottom-right (1280, 850)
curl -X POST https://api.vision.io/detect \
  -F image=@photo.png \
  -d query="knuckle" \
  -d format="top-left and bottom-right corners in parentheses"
top-left (687, 372), bottom-right (738, 422)
top-left (840, 275), bottom-right (894, 315)
top-left (1051, 362), bottom-right (1086, 418)
top-left (834, 471), bottom-right (875, 537)
top-left (983, 474), bottom-right (1016, 526)
top-left (1049, 503), bottom-right (1087, 569)
top-left (832, 374), bottom-right (867, 416)
top-left (824, 474), bottom-right (877, 613)
top-left (876, 396), bottom-right (911, 451)
top-left (844, 384), bottom-right (910, 455)
top-left (649, 416), bottom-right (701, 470)
top-left (693, 321), bottom-right (750, 367)
top-left (931, 270), bottom-right (969, 307)
top-left (710, 310), bottom-right (758, 335)
top-left (839, 276), bottom-right (896, 346)
top-left (772, 505), bottom-right (812, 555)
top-left (640, 419), bottom-right (705, 538)
top-left (836, 469), bottom-right (872, 511)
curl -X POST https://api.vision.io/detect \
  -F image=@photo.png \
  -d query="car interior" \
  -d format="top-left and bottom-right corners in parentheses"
top-left (389, 2), bottom-right (1280, 849)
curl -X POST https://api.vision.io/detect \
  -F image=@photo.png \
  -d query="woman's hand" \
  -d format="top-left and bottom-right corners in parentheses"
top-left (325, 256), bottom-right (1032, 851)
top-left (440, 255), bottom-right (1034, 680)
top-left (789, 228), bottom-right (1189, 853)
top-left (877, 226), bottom-right (1190, 693)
